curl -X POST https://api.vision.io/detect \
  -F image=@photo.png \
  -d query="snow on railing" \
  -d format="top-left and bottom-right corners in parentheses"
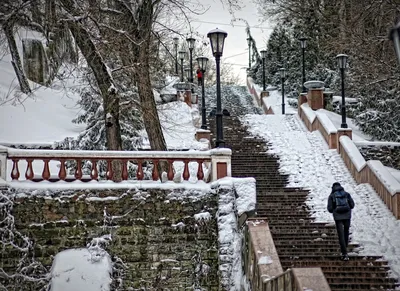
top-left (2, 147), bottom-right (231, 184)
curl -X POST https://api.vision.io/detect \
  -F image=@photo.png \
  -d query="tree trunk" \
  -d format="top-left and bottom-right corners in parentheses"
top-left (65, 18), bottom-right (123, 181)
top-left (3, 24), bottom-right (31, 94)
top-left (136, 39), bottom-right (167, 151)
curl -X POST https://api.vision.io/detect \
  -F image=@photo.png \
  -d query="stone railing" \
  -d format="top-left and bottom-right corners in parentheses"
top-left (243, 219), bottom-right (331, 290)
top-left (0, 145), bottom-right (231, 185)
top-left (339, 136), bottom-right (400, 218)
top-left (246, 77), bottom-right (275, 114)
top-left (297, 90), bottom-right (400, 219)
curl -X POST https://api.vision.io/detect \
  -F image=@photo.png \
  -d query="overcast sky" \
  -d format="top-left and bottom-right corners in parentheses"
top-left (187, 0), bottom-right (275, 84)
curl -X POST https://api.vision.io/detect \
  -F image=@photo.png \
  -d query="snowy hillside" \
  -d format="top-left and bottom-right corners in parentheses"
top-left (0, 29), bottom-right (85, 146)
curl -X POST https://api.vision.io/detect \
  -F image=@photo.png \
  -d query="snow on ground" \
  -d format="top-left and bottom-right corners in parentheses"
top-left (242, 113), bottom-right (400, 278)
top-left (267, 90), bottom-right (297, 115)
top-left (49, 248), bottom-right (112, 291)
top-left (0, 29), bottom-right (86, 146)
top-left (150, 101), bottom-right (208, 151)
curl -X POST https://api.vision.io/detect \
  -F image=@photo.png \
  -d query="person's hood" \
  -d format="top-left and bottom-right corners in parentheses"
top-left (332, 183), bottom-right (344, 193)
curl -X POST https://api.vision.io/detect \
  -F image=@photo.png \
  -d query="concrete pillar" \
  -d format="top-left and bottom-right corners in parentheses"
top-left (210, 149), bottom-right (231, 181)
top-left (195, 129), bottom-right (211, 142)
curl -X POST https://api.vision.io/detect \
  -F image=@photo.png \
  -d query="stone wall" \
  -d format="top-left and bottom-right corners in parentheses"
top-left (358, 145), bottom-right (400, 171)
top-left (0, 188), bottom-right (219, 290)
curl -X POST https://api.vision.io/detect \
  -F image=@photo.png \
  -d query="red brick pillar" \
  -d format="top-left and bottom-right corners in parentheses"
top-left (337, 128), bottom-right (353, 153)
top-left (307, 88), bottom-right (324, 110)
top-left (184, 90), bottom-right (192, 107)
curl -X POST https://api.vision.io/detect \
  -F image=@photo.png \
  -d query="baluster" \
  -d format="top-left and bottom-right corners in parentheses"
top-left (75, 159), bottom-right (83, 180)
top-left (167, 160), bottom-right (174, 181)
top-left (197, 160), bottom-right (204, 181)
top-left (122, 160), bottom-right (128, 180)
top-left (91, 160), bottom-right (98, 180)
top-left (152, 160), bottom-right (159, 181)
top-left (42, 159), bottom-right (50, 180)
top-left (137, 159), bottom-right (144, 180)
top-left (106, 159), bottom-right (113, 180)
top-left (183, 159), bottom-right (190, 181)
top-left (25, 159), bottom-right (34, 180)
top-left (11, 159), bottom-right (20, 180)
top-left (58, 159), bottom-right (66, 180)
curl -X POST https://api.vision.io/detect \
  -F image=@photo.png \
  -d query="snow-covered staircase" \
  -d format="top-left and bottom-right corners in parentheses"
top-left (211, 116), bottom-right (398, 290)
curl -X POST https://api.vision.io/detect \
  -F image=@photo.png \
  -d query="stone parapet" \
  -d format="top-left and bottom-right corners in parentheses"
top-left (292, 268), bottom-right (331, 291)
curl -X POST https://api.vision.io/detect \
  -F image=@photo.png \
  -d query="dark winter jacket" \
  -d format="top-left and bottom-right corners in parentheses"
top-left (327, 183), bottom-right (355, 220)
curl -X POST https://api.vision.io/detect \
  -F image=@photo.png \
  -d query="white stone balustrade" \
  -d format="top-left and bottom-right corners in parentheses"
top-left (1, 147), bottom-right (232, 184)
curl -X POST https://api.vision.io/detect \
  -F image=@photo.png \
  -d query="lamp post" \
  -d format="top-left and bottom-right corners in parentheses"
top-left (196, 56), bottom-right (209, 130)
top-left (186, 37), bottom-right (195, 83)
top-left (184, 67), bottom-right (191, 82)
top-left (260, 50), bottom-right (267, 91)
top-left (299, 37), bottom-right (307, 93)
top-left (279, 68), bottom-right (286, 114)
top-left (207, 28), bottom-right (228, 148)
top-left (247, 37), bottom-right (251, 69)
top-left (336, 54), bottom-right (348, 128)
top-left (178, 50), bottom-right (186, 82)
top-left (173, 37), bottom-right (179, 75)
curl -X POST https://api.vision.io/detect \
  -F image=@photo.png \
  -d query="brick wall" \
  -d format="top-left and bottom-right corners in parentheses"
top-left (0, 188), bottom-right (219, 290)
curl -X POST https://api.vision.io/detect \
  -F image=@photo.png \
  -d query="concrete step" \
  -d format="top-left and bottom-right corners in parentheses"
top-left (211, 116), bottom-right (398, 291)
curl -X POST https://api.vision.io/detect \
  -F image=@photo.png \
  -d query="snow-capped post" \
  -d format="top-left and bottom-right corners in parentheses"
top-left (210, 148), bottom-right (231, 181)
top-left (0, 145), bottom-right (7, 188)
top-left (304, 80), bottom-right (325, 110)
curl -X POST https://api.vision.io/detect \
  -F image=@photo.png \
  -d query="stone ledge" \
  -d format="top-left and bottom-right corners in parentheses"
top-left (292, 267), bottom-right (331, 290)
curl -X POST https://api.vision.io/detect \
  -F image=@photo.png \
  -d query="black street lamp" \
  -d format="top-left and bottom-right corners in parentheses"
top-left (336, 54), bottom-right (348, 128)
top-left (178, 50), bottom-right (186, 82)
top-left (173, 37), bottom-right (179, 75)
top-left (196, 56), bottom-right (209, 130)
top-left (186, 37), bottom-right (196, 83)
top-left (260, 50), bottom-right (267, 91)
top-left (247, 37), bottom-right (251, 69)
top-left (207, 28), bottom-right (228, 148)
top-left (279, 68), bottom-right (286, 114)
top-left (299, 37), bottom-right (307, 93)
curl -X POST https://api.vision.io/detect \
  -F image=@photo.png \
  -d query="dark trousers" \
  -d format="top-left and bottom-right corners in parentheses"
top-left (335, 219), bottom-right (350, 255)
top-left (198, 77), bottom-right (202, 86)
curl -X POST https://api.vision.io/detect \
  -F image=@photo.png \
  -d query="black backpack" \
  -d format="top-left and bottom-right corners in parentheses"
top-left (334, 191), bottom-right (350, 213)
